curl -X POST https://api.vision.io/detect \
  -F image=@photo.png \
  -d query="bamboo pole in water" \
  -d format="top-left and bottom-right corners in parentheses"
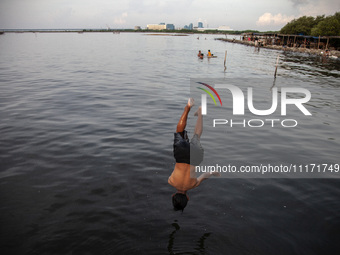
top-left (274, 54), bottom-right (280, 78)
top-left (224, 50), bottom-right (227, 71)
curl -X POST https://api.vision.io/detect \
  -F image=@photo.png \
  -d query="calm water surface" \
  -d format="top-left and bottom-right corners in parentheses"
top-left (0, 33), bottom-right (339, 254)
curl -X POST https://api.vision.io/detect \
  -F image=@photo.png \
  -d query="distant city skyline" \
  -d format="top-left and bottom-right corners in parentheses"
top-left (0, 0), bottom-right (339, 31)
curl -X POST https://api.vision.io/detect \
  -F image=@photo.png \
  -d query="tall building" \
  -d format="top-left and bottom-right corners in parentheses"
top-left (147, 24), bottom-right (167, 30)
top-left (147, 23), bottom-right (175, 30)
top-left (166, 24), bottom-right (175, 30)
top-left (198, 22), bottom-right (203, 28)
top-left (188, 23), bottom-right (193, 30)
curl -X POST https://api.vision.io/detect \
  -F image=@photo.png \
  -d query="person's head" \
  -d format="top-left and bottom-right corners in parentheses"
top-left (208, 50), bottom-right (210, 52)
top-left (172, 192), bottom-right (189, 211)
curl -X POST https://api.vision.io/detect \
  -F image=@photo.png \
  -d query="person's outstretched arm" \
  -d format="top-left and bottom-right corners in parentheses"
top-left (195, 171), bottom-right (220, 188)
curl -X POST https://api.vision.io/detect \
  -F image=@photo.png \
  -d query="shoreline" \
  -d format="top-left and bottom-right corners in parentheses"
top-left (216, 38), bottom-right (340, 58)
top-left (0, 29), bottom-right (271, 36)
top-left (2, 30), bottom-right (339, 58)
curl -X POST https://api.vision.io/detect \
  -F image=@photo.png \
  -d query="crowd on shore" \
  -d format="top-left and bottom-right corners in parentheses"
top-left (217, 37), bottom-right (340, 58)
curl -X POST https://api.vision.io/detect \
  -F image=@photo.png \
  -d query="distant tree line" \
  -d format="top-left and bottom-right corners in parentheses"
top-left (280, 12), bottom-right (340, 36)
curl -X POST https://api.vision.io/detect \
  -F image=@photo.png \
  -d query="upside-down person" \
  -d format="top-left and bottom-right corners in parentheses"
top-left (168, 98), bottom-right (220, 211)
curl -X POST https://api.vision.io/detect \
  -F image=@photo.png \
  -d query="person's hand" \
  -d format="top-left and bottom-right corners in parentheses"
top-left (210, 171), bottom-right (221, 177)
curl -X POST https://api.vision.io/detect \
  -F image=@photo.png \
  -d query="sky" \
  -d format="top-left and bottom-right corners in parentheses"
top-left (0, 0), bottom-right (339, 31)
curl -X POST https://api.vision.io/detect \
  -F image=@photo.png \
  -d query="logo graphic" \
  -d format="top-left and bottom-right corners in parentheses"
top-left (196, 82), bottom-right (312, 117)
top-left (196, 82), bottom-right (222, 115)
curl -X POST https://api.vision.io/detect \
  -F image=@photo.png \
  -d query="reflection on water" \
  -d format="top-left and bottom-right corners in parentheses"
top-left (280, 51), bottom-right (340, 80)
top-left (167, 221), bottom-right (211, 255)
top-left (270, 77), bottom-right (277, 91)
top-left (0, 33), bottom-right (339, 254)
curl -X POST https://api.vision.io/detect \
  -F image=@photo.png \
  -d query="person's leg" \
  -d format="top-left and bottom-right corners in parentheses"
top-left (176, 98), bottom-right (194, 133)
top-left (194, 106), bottom-right (203, 138)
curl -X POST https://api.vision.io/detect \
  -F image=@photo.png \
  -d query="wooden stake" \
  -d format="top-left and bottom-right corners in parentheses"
top-left (274, 54), bottom-right (280, 78)
top-left (224, 50), bottom-right (227, 71)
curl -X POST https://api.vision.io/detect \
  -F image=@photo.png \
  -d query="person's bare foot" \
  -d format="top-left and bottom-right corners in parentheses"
top-left (187, 98), bottom-right (195, 108)
top-left (194, 106), bottom-right (202, 116)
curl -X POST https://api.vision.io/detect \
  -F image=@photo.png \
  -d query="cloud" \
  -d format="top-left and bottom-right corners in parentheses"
top-left (287, 0), bottom-right (339, 16)
top-left (297, 0), bottom-right (340, 16)
top-left (289, 0), bottom-right (309, 6)
top-left (1, 0), bottom-right (338, 30)
top-left (114, 12), bottom-right (128, 25)
top-left (256, 13), bottom-right (295, 27)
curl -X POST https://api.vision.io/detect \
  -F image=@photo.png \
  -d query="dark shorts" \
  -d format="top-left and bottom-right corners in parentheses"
top-left (173, 130), bottom-right (204, 166)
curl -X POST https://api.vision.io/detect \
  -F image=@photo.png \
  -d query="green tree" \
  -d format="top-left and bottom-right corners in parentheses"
top-left (280, 16), bottom-right (318, 35)
top-left (311, 13), bottom-right (340, 36)
top-left (280, 12), bottom-right (340, 36)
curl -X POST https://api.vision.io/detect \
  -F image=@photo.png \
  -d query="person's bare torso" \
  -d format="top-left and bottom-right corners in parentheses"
top-left (168, 163), bottom-right (198, 191)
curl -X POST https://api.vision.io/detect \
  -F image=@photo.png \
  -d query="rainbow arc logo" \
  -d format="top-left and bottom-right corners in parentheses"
top-left (196, 82), bottom-right (222, 115)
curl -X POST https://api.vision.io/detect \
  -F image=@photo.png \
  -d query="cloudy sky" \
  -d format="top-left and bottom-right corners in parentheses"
top-left (0, 0), bottom-right (339, 31)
